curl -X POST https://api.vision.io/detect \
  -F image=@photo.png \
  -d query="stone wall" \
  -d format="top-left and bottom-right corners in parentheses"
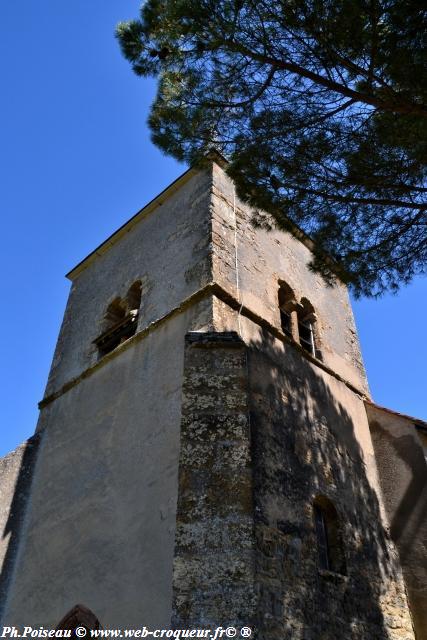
top-left (0, 434), bottom-right (41, 622)
top-left (45, 168), bottom-right (213, 398)
top-left (211, 162), bottom-right (369, 394)
top-left (2, 302), bottom-right (212, 628)
top-left (191, 304), bottom-right (414, 640)
top-left (366, 403), bottom-right (427, 639)
top-left (173, 332), bottom-right (256, 629)
top-left (1, 158), bottom-right (421, 636)
top-left (243, 321), bottom-right (414, 639)
top-left (171, 319), bottom-right (416, 639)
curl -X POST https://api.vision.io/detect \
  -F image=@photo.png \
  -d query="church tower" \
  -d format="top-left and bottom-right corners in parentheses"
top-left (0, 156), bottom-right (422, 638)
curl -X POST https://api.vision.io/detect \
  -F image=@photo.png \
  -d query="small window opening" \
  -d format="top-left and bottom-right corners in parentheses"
top-left (280, 309), bottom-right (292, 337)
top-left (298, 298), bottom-right (316, 356)
top-left (127, 280), bottom-right (142, 313)
top-left (313, 496), bottom-right (346, 575)
top-left (278, 284), bottom-right (320, 358)
top-left (56, 604), bottom-right (102, 632)
top-left (94, 281), bottom-right (142, 358)
top-left (278, 281), bottom-right (297, 338)
top-left (298, 318), bottom-right (315, 355)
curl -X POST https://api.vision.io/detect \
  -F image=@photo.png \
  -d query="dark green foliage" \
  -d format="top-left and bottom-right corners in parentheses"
top-left (117, 0), bottom-right (427, 296)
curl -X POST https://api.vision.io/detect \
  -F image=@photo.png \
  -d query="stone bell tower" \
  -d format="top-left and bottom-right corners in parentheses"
top-left (0, 155), bottom-right (421, 639)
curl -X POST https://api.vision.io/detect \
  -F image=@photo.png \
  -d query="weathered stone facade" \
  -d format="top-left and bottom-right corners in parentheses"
top-left (0, 434), bottom-right (41, 622)
top-left (0, 157), bottom-right (424, 638)
top-left (366, 403), bottom-right (427, 637)
top-left (245, 329), bottom-right (414, 639)
top-left (174, 332), bottom-right (256, 629)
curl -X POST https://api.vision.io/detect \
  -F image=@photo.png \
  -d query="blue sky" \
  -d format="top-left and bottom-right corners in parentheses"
top-left (0, 1), bottom-right (425, 457)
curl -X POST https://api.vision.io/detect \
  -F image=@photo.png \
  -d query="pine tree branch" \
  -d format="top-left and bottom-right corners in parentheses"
top-left (222, 41), bottom-right (427, 117)
top-left (282, 183), bottom-right (427, 210)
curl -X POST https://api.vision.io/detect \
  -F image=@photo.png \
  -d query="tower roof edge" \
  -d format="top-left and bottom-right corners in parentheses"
top-left (66, 152), bottom-right (232, 281)
top-left (66, 163), bottom-right (201, 281)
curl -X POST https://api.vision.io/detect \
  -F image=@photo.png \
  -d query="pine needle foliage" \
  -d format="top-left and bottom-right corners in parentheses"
top-left (117, 0), bottom-right (427, 297)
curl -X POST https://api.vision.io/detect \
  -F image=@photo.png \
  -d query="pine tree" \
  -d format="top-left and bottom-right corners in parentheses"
top-left (117, 0), bottom-right (427, 296)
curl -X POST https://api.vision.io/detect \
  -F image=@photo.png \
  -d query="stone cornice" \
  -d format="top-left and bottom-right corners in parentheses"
top-left (39, 282), bottom-right (369, 411)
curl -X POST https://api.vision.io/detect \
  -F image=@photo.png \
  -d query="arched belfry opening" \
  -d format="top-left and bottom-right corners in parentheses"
top-left (56, 604), bottom-right (102, 632)
top-left (297, 297), bottom-right (317, 357)
top-left (278, 280), bottom-right (298, 338)
top-left (313, 496), bottom-right (346, 575)
top-left (126, 280), bottom-right (142, 312)
top-left (94, 280), bottom-right (142, 358)
top-left (277, 283), bottom-right (320, 357)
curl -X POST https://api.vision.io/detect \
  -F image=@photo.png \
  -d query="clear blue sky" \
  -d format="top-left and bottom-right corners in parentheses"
top-left (0, 1), bottom-right (425, 457)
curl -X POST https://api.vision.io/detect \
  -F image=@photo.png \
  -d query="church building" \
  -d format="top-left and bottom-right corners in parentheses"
top-left (1, 155), bottom-right (426, 638)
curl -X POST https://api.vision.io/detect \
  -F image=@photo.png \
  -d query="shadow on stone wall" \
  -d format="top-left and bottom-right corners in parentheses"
top-left (370, 421), bottom-right (427, 639)
top-left (246, 327), bottom-right (413, 640)
top-left (382, 431), bottom-right (427, 563)
top-left (0, 326), bottom-right (417, 638)
top-left (0, 433), bottom-right (42, 622)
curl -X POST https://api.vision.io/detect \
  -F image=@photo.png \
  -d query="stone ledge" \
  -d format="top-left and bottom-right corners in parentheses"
top-left (186, 331), bottom-right (245, 348)
top-left (39, 281), bottom-right (368, 410)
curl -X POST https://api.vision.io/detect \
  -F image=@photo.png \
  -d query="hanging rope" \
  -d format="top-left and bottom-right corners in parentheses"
top-left (232, 186), bottom-right (244, 336)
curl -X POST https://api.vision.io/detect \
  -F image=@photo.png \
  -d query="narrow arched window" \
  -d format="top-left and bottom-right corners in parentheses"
top-left (56, 604), bottom-right (102, 632)
top-left (278, 281), bottom-right (297, 338)
top-left (297, 298), bottom-right (317, 357)
top-left (278, 284), bottom-right (320, 358)
top-left (127, 280), bottom-right (142, 313)
top-left (313, 496), bottom-right (346, 574)
top-left (94, 280), bottom-right (142, 358)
